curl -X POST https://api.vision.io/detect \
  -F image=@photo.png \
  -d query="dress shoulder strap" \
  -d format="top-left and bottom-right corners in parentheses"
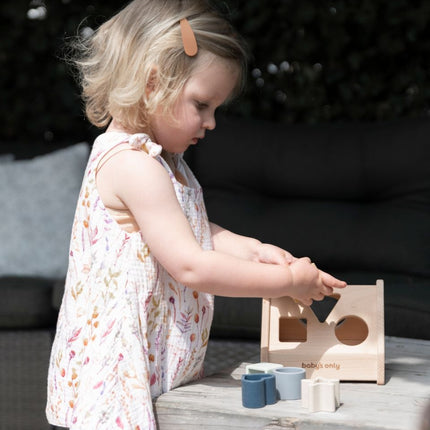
top-left (91, 132), bottom-right (163, 175)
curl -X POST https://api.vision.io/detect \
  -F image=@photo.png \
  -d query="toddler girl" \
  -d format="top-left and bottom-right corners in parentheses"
top-left (47, 0), bottom-right (346, 428)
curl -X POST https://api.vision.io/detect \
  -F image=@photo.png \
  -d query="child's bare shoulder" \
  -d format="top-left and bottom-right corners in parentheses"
top-left (102, 144), bottom-right (166, 178)
top-left (97, 144), bottom-right (173, 207)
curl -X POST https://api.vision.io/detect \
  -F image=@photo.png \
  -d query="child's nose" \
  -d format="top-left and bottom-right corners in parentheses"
top-left (203, 114), bottom-right (216, 130)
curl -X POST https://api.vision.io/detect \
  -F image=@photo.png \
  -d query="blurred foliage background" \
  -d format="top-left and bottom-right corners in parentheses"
top-left (1, 0), bottom-right (430, 149)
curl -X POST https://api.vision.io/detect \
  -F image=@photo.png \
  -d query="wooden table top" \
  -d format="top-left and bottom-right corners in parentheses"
top-left (154, 336), bottom-right (430, 430)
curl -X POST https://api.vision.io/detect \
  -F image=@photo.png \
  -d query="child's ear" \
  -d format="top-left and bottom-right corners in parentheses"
top-left (146, 67), bottom-right (158, 96)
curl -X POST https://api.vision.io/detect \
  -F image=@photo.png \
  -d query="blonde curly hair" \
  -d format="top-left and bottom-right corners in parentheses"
top-left (71, 0), bottom-right (248, 132)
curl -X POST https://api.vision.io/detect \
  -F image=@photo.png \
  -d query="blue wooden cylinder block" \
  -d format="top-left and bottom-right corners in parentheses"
top-left (241, 373), bottom-right (276, 408)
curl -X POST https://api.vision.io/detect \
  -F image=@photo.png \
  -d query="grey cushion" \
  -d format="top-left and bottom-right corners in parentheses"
top-left (0, 143), bottom-right (88, 279)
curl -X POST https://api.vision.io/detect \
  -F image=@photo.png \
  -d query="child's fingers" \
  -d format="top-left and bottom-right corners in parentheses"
top-left (258, 244), bottom-right (295, 265)
top-left (283, 251), bottom-right (298, 264)
top-left (295, 297), bottom-right (313, 306)
top-left (323, 285), bottom-right (334, 296)
top-left (313, 292), bottom-right (325, 301)
top-left (320, 270), bottom-right (347, 289)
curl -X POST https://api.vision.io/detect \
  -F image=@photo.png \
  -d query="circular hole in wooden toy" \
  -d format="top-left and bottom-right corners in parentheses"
top-left (335, 316), bottom-right (369, 346)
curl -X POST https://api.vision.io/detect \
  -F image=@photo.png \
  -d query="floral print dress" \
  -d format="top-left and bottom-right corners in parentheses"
top-left (46, 132), bottom-right (214, 429)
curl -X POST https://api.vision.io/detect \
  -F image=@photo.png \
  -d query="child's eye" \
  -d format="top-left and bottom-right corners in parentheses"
top-left (195, 101), bottom-right (208, 110)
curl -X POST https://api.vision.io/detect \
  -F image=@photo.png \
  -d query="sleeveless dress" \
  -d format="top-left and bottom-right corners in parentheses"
top-left (46, 132), bottom-right (214, 429)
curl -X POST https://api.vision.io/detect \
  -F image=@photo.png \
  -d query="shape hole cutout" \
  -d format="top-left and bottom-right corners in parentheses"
top-left (310, 294), bottom-right (340, 323)
top-left (335, 316), bottom-right (369, 346)
top-left (279, 318), bottom-right (307, 342)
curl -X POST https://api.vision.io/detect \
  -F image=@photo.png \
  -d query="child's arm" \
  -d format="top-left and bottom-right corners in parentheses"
top-left (210, 223), bottom-right (340, 297)
top-left (210, 223), bottom-right (297, 265)
top-left (97, 150), bottom-right (346, 304)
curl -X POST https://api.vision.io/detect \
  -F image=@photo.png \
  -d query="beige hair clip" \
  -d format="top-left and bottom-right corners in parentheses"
top-left (180, 18), bottom-right (198, 57)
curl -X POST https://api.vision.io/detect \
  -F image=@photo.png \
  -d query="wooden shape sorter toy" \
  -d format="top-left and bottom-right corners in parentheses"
top-left (261, 280), bottom-right (385, 384)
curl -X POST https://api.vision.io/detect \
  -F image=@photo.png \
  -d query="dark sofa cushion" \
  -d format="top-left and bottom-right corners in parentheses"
top-left (200, 190), bottom-right (429, 277)
top-left (187, 116), bottom-right (430, 278)
top-left (185, 115), bottom-right (430, 340)
top-left (0, 277), bottom-right (58, 328)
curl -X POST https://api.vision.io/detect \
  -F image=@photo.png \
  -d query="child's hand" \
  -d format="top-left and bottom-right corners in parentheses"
top-left (287, 258), bottom-right (346, 306)
top-left (254, 243), bottom-right (297, 266)
top-left (318, 268), bottom-right (347, 292)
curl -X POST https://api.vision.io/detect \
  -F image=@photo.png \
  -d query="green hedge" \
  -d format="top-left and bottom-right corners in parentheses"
top-left (1, 0), bottom-right (430, 146)
top-left (231, 0), bottom-right (430, 124)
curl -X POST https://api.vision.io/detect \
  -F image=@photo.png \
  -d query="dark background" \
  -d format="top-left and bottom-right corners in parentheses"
top-left (1, 0), bottom-right (430, 156)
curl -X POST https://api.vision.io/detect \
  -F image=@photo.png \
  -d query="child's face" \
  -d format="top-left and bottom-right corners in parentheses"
top-left (150, 54), bottom-right (239, 153)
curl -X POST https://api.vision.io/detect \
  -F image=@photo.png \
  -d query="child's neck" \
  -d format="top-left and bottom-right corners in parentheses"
top-left (106, 120), bottom-right (132, 134)
top-left (161, 151), bottom-right (188, 186)
top-left (161, 150), bottom-right (175, 168)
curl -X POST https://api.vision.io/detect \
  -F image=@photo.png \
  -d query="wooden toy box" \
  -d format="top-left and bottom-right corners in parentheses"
top-left (261, 280), bottom-right (385, 384)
